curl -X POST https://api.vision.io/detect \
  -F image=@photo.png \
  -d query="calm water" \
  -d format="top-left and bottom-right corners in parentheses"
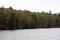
top-left (0, 28), bottom-right (60, 40)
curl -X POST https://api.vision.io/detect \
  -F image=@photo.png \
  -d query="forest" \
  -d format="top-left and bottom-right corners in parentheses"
top-left (0, 6), bottom-right (60, 30)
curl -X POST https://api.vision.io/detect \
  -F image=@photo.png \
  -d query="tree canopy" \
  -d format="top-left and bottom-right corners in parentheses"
top-left (0, 6), bottom-right (60, 30)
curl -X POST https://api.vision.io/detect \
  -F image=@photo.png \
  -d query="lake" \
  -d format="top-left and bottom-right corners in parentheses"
top-left (0, 28), bottom-right (60, 40)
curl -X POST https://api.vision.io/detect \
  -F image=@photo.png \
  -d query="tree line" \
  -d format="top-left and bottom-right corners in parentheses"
top-left (0, 6), bottom-right (60, 30)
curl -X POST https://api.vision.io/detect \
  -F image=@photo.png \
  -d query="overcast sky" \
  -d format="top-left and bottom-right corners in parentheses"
top-left (0, 0), bottom-right (60, 13)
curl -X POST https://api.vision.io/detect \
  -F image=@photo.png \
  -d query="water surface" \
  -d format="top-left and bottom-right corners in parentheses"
top-left (0, 28), bottom-right (60, 40)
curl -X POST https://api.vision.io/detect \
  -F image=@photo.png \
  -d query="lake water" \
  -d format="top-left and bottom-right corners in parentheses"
top-left (0, 28), bottom-right (60, 40)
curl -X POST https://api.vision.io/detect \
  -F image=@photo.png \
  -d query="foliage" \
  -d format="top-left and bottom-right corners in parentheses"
top-left (0, 6), bottom-right (60, 30)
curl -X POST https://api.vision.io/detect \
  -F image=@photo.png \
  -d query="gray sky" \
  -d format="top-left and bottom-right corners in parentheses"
top-left (0, 0), bottom-right (60, 13)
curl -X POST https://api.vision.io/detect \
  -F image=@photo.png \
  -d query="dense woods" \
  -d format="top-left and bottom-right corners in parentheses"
top-left (0, 6), bottom-right (60, 30)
